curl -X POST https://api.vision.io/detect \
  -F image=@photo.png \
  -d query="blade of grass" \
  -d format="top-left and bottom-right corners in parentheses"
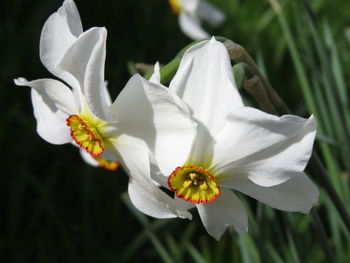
top-left (120, 219), bottom-right (172, 262)
top-left (311, 209), bottom-right (337, 262)
top-left (187, 243), bottom-right (207, 263)
top-left (122, 194), bottom-right (175, 263)
top-left (269, 0), bottom-right (350, 227)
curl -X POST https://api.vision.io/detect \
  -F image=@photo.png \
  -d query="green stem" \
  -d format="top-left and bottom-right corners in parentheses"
top-left (144, 36), bottom-right (229, 84)
top-left (224, 40), bottom-right (289, 115)
top-left (309, 153), bottom-right (350, 229)
top-left (311, 209), bottom-right (337, 263)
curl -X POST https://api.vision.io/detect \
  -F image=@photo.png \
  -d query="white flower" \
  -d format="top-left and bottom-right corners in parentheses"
top-left (168, 0), bottom-right (225, 40)
top-left (14, 0), bottom-right (119, 166)
top-left (15, 0), bottom-right (198, 217)
top-left (127, 38), bottom-right (319, 240)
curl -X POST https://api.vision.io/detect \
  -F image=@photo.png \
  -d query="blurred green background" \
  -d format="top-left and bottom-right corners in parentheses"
top-left (1, 0), bottom-right (350, 262)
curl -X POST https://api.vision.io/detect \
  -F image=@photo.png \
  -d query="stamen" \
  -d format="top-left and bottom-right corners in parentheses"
top-left (183, 179), bottom-right (192, 188)
top-left (67, 115), bottom-right (104, 157)
top-left (189, 172), bottom-right (198, 180)
top-left (199, 181), bottom-right (208, 190)
top-left (168, 166), bottom-right (220, 204)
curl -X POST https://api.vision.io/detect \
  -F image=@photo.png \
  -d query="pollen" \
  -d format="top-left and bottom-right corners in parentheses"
top-left (67, 115), bottom-right (104, 157)
top-left (168, 0), bottom-right (182, 14)
top-left (94, 156), bottom-right (119, 171)
top-left (168, 166), bottom-right (221, 204)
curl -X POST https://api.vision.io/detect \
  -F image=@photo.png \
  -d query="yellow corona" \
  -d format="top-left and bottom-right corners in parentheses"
top-left (67, 113), bottom-right (107, 157)
top-left (168, 165), bottom-right (220, 204)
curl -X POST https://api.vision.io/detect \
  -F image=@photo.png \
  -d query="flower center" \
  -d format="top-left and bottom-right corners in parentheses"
top-left (94, 156), bottom-right (119, 171)
top-left (168, 166), bottom-right (220, 204)
top-left (66, 114), bottom-right (105, 157)
top-left (168, 0), bottom-right (182, 14)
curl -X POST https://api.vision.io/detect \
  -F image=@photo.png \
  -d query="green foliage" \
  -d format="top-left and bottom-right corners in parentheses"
top-left (1, 0), bottom-right (350, 262)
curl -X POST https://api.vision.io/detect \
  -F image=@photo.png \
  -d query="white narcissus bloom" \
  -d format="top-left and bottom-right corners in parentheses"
top-left (168, 0), bottom-right (225, 40)
top-left (14, 0), bottom-right (196, 215)
top-left (15, 0), bottom-right (119, 170)
top-left (127, 38), bottom-right (319, 240)
top-left (15, 0), bottom-right (198, 217)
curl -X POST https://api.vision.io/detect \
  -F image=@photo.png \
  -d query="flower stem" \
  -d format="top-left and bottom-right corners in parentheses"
top-left (311, 209), bottom-right (337, 262)
top-left (309, 153), bottom-right (350, 229)
top-left (223, 39), bottom-right (289, 115)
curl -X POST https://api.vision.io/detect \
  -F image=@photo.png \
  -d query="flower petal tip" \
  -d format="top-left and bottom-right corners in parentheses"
top-left (177, 210), bottom-right (193, 220)
top-left (14, 77), bottom-right (28, 86)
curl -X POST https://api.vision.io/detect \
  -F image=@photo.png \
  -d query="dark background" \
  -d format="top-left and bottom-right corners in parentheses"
top-left (1, 0), bottom-right (350, 262)
top-left (0, 1), bottom-right (214, 261)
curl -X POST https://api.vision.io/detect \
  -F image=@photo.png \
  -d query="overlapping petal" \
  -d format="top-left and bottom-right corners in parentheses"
top-left (40, 0), bottom-right (82, 84)
top-left (111, 134), bottom-right (192, 219)
top-left (112, 74), bottom-right (197, 177)
top-left (57, 27), bottom-right (114, 122)
top-left (223, 173), bottom-right (319, 213)
top-left (170, 38), bottom-right (243, 137)
top-left (212, 107), bottom-right (317, 186)
top-left (197, 189), bottom-right (247, 240)
top-left (149, 62), bottom-right (161, 84)
top-left (14, 78), bottom-right (76, 144)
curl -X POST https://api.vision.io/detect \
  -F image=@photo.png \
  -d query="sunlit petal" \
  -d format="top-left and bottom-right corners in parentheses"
top-left (224, 172), bottom-right (319, 213)
top-left (197, 189), bottom-right (247, 240)
top-left (212, 107), bottom-right (317, 187)
top-left (40, 0), bottom-right (82, 86)
top-left (112, 74), bottom-right (197, 177)
top-left (170, 38), bottom-right (243, 137)
top-left (112, 134), bottom-right (193, 219)
top-left (14, 78), bottom-right (76, 144)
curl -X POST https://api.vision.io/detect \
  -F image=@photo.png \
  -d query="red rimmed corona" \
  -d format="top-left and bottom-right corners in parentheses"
top-left (67, 114), bottom-right (106, 157)
top-left (168, 165), bottom-right (221, 204)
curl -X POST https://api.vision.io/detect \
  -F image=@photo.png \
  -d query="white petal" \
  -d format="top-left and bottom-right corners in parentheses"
top-left (169, 38), bottom-right (243, 137)
top-left (178, 12), bottom-right (209, 40)
top-left (79, 148), bottom-right (99, 167)
top-left (197, 189), bottom-right (248, 240)
top-left (186, 122), bottom-right (215, 167)
top-left (225, 173), bottom-right (319, 213)
top-left (15, 78), bottom-right (77, 114)
top-left (57, 27), bottom-right (114, 122)
top-left (111, 74), bottom-right (197, 177)
top-left (111, 134), bottom-right (192, 219)
top-left (128, 178), bottom-right (192, 219)
top-left (180, 0), bottom-right (199, 14)
top-left (149, 62), bottom-right (161, 84)
top-left (212, 107), bottom-right (317, 187)
top-left (102, 81), bottom-right (112, 106)
top-left (14, 78), bottom-right (76, 145)
top-left (196, 1), bottom-right (225, 27)
top-left (40, 0), bottom-right (82, 81)
top-left (83, 28), bottom-right (114, 121)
